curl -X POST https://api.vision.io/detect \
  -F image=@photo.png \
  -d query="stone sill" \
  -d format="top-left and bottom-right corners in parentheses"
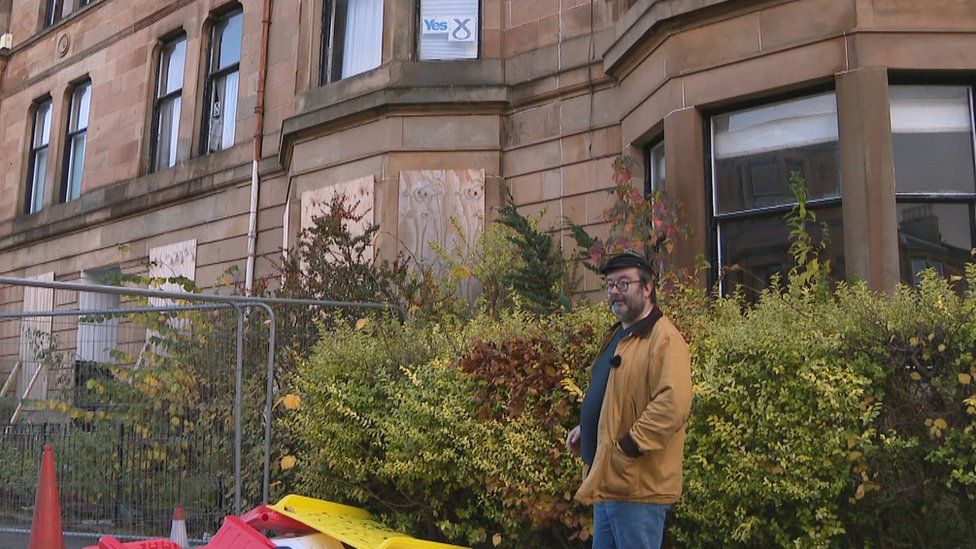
top-left (281, 59), bottom-right (507, 165)
top-left (0, 144), bottom-right (278, 251)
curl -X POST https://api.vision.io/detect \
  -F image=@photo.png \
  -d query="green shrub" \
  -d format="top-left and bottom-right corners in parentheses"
top-left (277, 178), bottom-right (976, 546)
top-left (282, 306), bottom-right (610, 547)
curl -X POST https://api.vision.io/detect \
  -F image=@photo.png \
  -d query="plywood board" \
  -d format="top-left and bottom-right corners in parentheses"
top-left (398, 169), bottom-right (485, 270)
top-left (19, 272), bottom-right (54, 400)
top-left (300, 175), bottom-right (376, 261)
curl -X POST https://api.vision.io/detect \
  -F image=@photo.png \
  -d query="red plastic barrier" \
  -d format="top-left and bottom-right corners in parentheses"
top-left (240, 504), bottom-right (315, 536)
top-left (204, 515), bottom-right (275, 549)
top-left (82, 537), bottom-right (182, 549)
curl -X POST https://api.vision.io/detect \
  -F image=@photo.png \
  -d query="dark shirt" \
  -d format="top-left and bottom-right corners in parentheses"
top-left (580, 324), bottom-right (633, 466)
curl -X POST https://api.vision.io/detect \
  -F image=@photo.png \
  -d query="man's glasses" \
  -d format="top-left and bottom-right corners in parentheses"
top-left (605, 279), bottom-right (640, 293)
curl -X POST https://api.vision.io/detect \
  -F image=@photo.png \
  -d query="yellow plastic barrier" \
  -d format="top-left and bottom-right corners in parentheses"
top-left (269, 494), bottom-right (470, 549)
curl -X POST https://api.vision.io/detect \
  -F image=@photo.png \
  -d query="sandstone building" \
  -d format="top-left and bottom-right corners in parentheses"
top-left (1, 0), bottom-right (976, 396)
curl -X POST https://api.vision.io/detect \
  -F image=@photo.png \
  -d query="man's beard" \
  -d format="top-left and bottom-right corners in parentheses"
top-left (610, 294), bottom-right (647, 325)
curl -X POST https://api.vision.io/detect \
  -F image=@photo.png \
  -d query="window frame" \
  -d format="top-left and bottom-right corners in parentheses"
top-left (60, 78), bottom-right (91, 203)
top-left (43, 0), bottom-right (95, 28)
top-left (644, 137), bottom-right (665, 195)
top-left (889, 83), bottom-right (976, 284)
top-left (199, 6), bottom-right (243, 156)
top-left (24, 97), bottom-right (53, 215)
top-left (415, 0), bottom-right (482, 61)
top-left (150, 33), bottom-right (187, 172)
top-left (705, 87), bottom-right (844, 294)
top-left (318, 0), bottom-right (386, 86)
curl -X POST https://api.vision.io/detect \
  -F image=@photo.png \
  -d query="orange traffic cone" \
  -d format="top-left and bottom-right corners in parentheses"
top-left (28, 444), bottom-right (64, 549)
top-left (169, 503), bottom-right (189, 548)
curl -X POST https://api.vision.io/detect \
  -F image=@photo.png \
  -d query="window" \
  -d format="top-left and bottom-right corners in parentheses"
top-left (418, 0), bottom-right (478, 60)
top-left (711, 92), bottom-right (845, 296)
top-left (890, 85), bottom-right (976, 285)
top-left (647, 139), bottom-right (665, 193)
top-left (151, 35), bottom-right (186, 171)
top-left (319, 0), bottom-right (384, 84)
top-left (61, 79), bottom-right (90, 202)
top-left (25, 98), bottom-right (52, 214)
top-left (202, 9), bottom-right (242, 154)
top-left (43, 0), bottom-right (92, 28)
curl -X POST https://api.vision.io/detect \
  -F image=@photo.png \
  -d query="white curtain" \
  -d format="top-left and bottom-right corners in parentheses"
top-left (714, 93), bottom-right (839, 159)
top-left (342, 0), bottom-right (384, 78)
top-left (221, 71), bottom-right (239, 149)
top-left (890, 85), bottom-right (972, 134)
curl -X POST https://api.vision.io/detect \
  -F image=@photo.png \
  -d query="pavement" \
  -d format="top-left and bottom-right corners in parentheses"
top-left (0, 529), bottom-right (95, 548)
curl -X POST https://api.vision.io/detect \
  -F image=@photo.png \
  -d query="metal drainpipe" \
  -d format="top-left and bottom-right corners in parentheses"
top-left (245, 0), bottom-right (273, 295)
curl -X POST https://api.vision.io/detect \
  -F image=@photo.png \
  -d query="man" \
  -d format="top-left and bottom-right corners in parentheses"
top-left (566, 250), bottom-right (692, 548)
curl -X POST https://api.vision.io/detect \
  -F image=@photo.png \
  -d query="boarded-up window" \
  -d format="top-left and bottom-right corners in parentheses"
top-left (300, 175), bottom-right (376, 261)
top-left (19, 272), bottom-right (55, 400)
top-left (77, 268), bottom-right (121, 364)
top-left (398, 168), bottom-right (485, 276)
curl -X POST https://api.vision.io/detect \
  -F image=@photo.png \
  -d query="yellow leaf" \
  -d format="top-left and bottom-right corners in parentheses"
top-left (282, 393), bottom-right (301, 410)
top-left (170, 417), bottom-right (181, 427)
top-left (848, 451), bottom-right (862, 461)
top-left (925, 418), bottom-right (933, 426)
top-left (280, 455), bottom-right (297, 471)
top-left (492, 533), bottom-right (502, 547)
top-left (855, 484), bottom-right (866, 500)
top-left (355, 318), bottom-right (368, 331)
top-left (938, 344), bottom-right (946, 352)
top-left (846, 434), bottom-right (858, 448)
top-left (967, 406), bottom-right (975, 415)
top-left (960, 373), bottom-right (972, 385)
top-left (910, 337), bottom-right (920, 346)
top-left (910, 372), bottom-right (922, 381)
top-left (929, 333), bottom-right (936, 341)
top-left (934, 418), bottom-right (948, 430)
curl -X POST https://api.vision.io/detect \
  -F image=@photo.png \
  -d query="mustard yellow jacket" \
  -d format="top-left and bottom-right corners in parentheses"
top-left (574, 308), bottom-right (693, 505)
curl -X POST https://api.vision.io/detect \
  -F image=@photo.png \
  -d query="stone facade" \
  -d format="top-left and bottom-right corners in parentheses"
top-left (1, 0), bottom-right (975, 303)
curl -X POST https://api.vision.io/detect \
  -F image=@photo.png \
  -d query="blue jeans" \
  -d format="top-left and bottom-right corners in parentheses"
top-left (591, 501), bottom-right (670, 549)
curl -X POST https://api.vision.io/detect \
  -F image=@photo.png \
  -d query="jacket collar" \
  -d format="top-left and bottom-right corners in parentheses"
top-left (599, 305), bottom-right (663, 351)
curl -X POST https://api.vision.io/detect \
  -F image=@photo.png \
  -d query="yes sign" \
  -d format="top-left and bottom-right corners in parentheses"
top-left (422, 16), bottom-right (476, 42)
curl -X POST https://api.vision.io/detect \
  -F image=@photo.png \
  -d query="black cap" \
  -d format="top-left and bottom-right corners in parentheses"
top-left (598, 250), bottom-right (655, 276)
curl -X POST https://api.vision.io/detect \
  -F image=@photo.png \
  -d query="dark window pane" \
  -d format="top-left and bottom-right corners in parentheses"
top-left (713, 93), bottom-right (841, 214)
top-left (890, 86), bottom-right (976, 194)
top-left (898, 203), bottom-right (974, 284)
top-left (719, 206), bottom-right (845, 298)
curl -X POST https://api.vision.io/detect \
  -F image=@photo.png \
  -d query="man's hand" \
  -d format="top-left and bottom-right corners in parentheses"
top-left (566, 425), bottom-right (581, 457)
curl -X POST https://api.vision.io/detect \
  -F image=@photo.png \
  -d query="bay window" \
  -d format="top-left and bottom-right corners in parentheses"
top-left (890, 85), bottom-right (976, 285)
top-left (319, 0), bottom-right (384, 84)
top-left (711, 92), bottom-right (846, 296)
